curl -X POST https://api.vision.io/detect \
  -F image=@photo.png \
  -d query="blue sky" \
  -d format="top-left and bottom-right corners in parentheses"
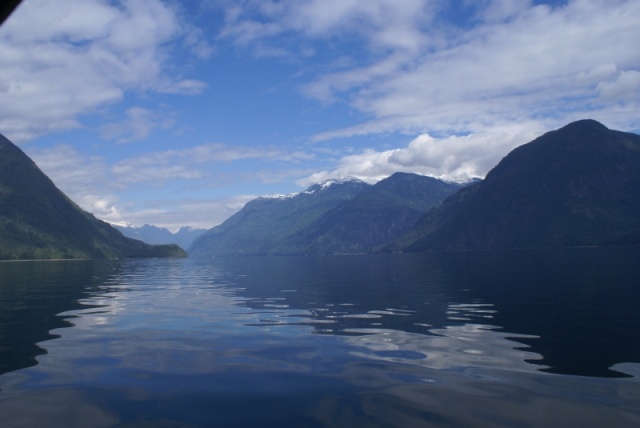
top-left (1, 0), bottom-right (639, 229)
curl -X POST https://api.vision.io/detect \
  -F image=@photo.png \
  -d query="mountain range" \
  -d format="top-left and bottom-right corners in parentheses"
top-left (0, 133), bottom-right (186, 260)
top-left (273, 173), bottom-right (468, 255)
top-left (389, 119), bottom-right (640, 251)
top-left (191, 119), bottom-right (640, 256)
top-left (189, 174), bottom-right (466, 256)
top-left (113, 224), bottom-right (206, 250)
top-left (3, 119), bottom-right (637, 259)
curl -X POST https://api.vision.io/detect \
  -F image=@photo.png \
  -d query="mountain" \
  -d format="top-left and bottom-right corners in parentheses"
top-left (188, 178), bottom-right (370, 257)
top-left (189, 174), bottom-right (471, 257)
top-left (276, 173), bottom-right (467, 254)
top-left (0, 133), bottom-right (187, 260)
top-left (114, 224), bottom-right (206, 250)
top-left (390, 120), bottom-right (640, 251)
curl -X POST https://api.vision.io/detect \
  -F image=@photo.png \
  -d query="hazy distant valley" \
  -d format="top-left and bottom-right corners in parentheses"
top-left (113, 224), bottom-right (206, 251)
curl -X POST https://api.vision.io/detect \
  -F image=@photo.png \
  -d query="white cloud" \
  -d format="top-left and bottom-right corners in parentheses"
top-left (26, 142), bottom-right (253, 228)
top-left (110, 142), bottom-right (315, 185)
top-left (597, 70), bottom-right (640, 102)
top-left (288, 0), bottom-right (435, 53)
top-left (576, 63), bottom-right (618, 86)
top-left (480, 0), bottom-right (532, 23)
top-left (26, 141), bottom-right (315, 227)
top-left (12, 0), bottom-right (640, 229)
top-left (101, 107), bottom-right (176, 144)
top-left (28, 144), bottom-right (245, 228)
top-left (35, 130), bottom-right (538, 228)
top-left (298, 127), bottom-right (540, 186)
top-left (345, 1), bottom-right (637, 135)
top-left (114, 195), bottom-right (256, 230)
top-left (25, 144), bottom-right (124, 218)
top-left (79, 194), bottom-right (125, 221)
top-left (0, 0), bottom-right (209, 143)
top-left (26, 143), bottom-right (112, 201)
top-left (218, 0), bottom-right (436, 57)
top-left (216, 0), bottom-right (640, 139)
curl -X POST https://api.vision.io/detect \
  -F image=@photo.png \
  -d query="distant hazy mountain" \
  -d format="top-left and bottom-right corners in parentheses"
top-left (390, 120), bottom-right (640, 251)
top-left (0, 133), bottom-right (186, 260)
top-left (114, 224), bottom-right (206, 250)
top-left (188, 178), bottom-right (370, 257)
top-left (189, 174), bottom-right (470, 257)
top-left (277, 172), bottom-right (467, 254)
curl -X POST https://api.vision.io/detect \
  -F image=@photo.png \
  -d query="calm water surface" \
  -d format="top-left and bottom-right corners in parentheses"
top-left (1, 248), bottom-right (639, 427)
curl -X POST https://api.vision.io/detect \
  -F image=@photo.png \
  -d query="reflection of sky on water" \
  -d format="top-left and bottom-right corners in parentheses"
top-left (2, 252), bottom-right (640, 427)
top-left (237, 291), bottom-right (546, 375)
top-left (345, 325), bottom-right (542, 373)
top-left (3, 256), bottom-right (547, 387)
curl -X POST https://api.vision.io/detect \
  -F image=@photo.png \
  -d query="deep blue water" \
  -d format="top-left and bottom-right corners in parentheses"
top-left (1, 247), bottom-right (640, 427)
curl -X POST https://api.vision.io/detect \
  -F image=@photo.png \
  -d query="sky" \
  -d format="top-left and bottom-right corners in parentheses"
top-left (1, 0), bottom-right (639, 230)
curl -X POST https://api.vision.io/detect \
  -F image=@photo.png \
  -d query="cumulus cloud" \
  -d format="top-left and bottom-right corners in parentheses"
top-left (0, 0), bottom-right (209, 143)
top-left (298, 128), bottom-right (540, 186)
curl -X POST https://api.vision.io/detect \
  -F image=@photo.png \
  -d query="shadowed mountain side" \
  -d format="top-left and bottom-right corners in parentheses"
top-left (0, 133), bottom-right (186, 260)
top-left (388, 120), bottom-right (640, 252)
top-left (275, 173), bottom-right (468, 254)
top-left (190, 174), bottom-right (472, 257)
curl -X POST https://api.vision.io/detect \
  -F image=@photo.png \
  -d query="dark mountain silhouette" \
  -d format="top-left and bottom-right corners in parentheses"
top-left (390, 120), bottom-right (640, 251)
top-left (277, 173), bottom-right (467, 254)
top-left (0, 133), bottom-right (186, 259)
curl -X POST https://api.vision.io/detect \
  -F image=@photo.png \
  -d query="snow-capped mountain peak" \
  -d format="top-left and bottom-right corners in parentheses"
top-left (258, 177), bottom-right (366, 200)
top-left (304, 177), bottom-right (365, 194)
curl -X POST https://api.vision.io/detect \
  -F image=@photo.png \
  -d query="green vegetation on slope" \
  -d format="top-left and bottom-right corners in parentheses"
top-left (190, 174), bottom-right (468, 257)
top-left (189, 179), bottom-right (369, 257)
top-left (0, 133), bottom-right (186, 260)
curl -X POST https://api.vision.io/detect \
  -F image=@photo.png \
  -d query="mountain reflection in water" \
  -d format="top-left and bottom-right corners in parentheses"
top-left (228, 248), bottom-right (640, 377)
top-left (0, 247), bottom-right (639, 427)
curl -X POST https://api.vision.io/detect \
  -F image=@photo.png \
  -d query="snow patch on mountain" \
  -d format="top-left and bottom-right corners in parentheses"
top-left (259, 177), bottom-right (366, 200)
top-left (259, 192), bottom-right (300, 200)
top-left (442, 176), bottom-right (483, 185)
top-left (304, 177), bottom-right (365, 194)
